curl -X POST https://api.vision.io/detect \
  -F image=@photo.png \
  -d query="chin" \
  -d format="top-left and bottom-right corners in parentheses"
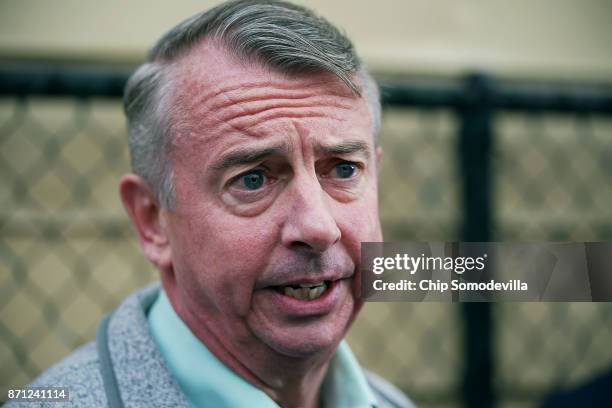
top-left (252, 311), bottom-right (355, 359)
top-left (262, 328), bottom-right (345, 359)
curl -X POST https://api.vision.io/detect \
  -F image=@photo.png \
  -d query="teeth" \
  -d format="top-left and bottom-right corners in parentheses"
top-left (299, 282), bottom-right (324, 288)
top-left (309, 286), bottom-right (326, 300)
top-left (283, 282), bottom-right (328, 301)
top-left (298, 288), bottom-right (310, 300)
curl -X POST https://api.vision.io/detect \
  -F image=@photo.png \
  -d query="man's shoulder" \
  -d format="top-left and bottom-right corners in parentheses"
top-left (5, 341), bottom-right (107, 407)
top-left (364, 370), bottom-right (416, 408)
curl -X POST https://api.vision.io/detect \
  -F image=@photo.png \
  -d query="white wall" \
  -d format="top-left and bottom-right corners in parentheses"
top-left (1, 0), bottom-right (611, 81)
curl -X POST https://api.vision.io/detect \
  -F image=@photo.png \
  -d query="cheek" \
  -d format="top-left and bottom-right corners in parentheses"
top-left (337, 199), bottom-right (380, 310)
top-left (172, 207), bottom-right (280, 314)
top-left (338, 194), bottom-right (382, 247)
top-left (213, 227), bottom-right (275, 279)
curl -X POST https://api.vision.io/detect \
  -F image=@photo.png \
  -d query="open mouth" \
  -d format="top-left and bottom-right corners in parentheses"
top-left (275, 281), bottom-right (331, 301)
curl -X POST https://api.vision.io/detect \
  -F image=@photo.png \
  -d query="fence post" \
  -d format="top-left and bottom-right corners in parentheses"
top-left (458, 73), bottom-right (495, 408)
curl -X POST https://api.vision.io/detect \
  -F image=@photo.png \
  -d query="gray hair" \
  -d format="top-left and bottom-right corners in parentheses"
top-left (124, 0), bottom-right (381, 208)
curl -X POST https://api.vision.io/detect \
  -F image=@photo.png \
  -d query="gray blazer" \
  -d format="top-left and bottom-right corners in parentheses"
top-left (6, 284), bottom-right (415, 408)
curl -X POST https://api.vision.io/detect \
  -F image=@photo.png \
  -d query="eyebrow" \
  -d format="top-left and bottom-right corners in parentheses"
top-left (211, 145), bottom-right (288, 172)
top-left (316, 140), bottom-right (371, 158)
top-left (211, 140), bottom-right (371, 173)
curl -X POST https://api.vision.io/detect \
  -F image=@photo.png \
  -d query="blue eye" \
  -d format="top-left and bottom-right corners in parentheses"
top-left (240, 170), bottom-right (265, 190)
top-left (334, 162), bottom-right (356, 179)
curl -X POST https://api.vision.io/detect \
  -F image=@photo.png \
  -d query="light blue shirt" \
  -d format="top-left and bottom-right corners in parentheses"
top-left (148, 289), bottom-right (377, 408)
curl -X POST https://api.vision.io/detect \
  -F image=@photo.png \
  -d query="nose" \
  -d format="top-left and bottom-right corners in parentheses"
top-left (280, 176), bottom-right (341, 253)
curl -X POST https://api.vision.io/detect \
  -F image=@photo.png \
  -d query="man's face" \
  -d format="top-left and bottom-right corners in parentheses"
top-left (162, 41), bottom-right (382, 359)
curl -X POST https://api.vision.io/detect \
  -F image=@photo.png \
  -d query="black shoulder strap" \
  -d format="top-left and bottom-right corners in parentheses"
top-left (96, 313), bottom-right (125, 408)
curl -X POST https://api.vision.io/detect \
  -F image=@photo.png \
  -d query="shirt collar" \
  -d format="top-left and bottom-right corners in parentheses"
top-left (148, 289), bottom-right (377, 408)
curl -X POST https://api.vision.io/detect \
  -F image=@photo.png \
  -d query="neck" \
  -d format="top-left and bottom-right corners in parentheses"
top-left (165, 284), bottom-right (336, 408)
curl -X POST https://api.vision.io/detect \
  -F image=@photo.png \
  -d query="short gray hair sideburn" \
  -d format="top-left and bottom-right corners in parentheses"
top-left (124, 0), bottom-right (381, 209)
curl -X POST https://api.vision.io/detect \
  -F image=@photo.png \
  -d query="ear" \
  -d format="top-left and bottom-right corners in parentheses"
top-left (119, 174), bottom-right (172, 272)
top-left (375, 146), bottom-right (384, 175)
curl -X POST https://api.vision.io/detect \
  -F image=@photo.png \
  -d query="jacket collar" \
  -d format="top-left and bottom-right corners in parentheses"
top-left (105, 283), bottom-right (189, 407)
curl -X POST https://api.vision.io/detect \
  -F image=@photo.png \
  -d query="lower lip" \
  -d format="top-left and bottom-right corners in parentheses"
top-left (268, 279), bottom-right (347, 317)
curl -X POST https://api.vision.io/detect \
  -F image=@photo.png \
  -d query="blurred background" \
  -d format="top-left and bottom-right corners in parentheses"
top-left (1, 1), bottom-right (612, 407)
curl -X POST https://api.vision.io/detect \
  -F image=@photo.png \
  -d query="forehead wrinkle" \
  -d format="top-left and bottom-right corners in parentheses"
top-left (225, 108), bottom-right (348, 133)
top-left (209, 83), bottom-right (355, 135)
top-left (194, 88), bottom-right (354, 134)
top-left (169, 46), bottom-right (367, 151)
top-left (218, 94), bottom-right (352, 121)
top-left (169, 97), bottom-right (262, 154)
top-left (205, 81), bottom-right (356, 112)
top-left (168, 82), bottom-right (263, 147)
top-left (212, 93), bottom-right (353, 118)
top-left (176, 69), bottom-right (355, 118)
top-left (184, 94), bottom-right (352, 144)
top-left (168, 38), bottom-right (359, 123)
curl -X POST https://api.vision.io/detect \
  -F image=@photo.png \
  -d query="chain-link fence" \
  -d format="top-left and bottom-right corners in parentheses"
top-left (492, 107), bottom-right (612, 407)
top-left (1, 66), bottom-right (612, 407)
